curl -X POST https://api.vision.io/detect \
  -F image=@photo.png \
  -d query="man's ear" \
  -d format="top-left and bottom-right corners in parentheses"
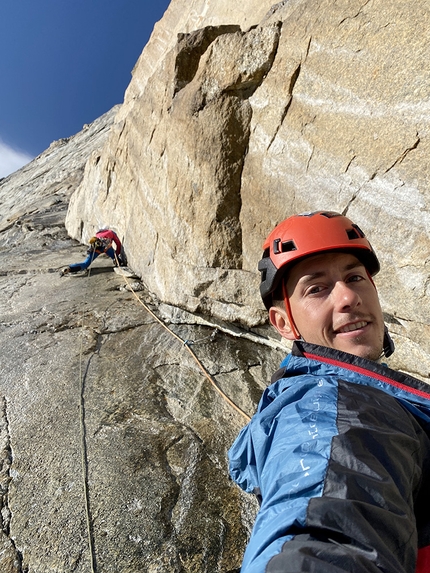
top-left (268, 306), bottom-right (297, 340)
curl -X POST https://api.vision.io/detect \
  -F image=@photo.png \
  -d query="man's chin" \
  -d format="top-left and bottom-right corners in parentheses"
top-left (335, 341), bottom-right (382, 362)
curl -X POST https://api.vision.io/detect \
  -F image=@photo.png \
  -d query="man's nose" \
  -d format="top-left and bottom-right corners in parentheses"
top-left (333, 281), bottom-right (361, 310)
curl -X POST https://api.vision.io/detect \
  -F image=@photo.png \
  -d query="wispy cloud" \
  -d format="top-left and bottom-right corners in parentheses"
top-left (0, 139), bottom-right (33, 178)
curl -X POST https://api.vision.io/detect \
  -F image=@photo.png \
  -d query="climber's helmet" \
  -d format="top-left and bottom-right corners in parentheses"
top-left (258, 211), bottom-right (380, 310)
top-left (257, 211), bottom-right (394, 357)
top-left (89, 236), bottom-right (104, 250)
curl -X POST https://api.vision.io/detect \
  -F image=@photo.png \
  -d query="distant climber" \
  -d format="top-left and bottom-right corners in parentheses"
top-left (61, 229), bottom-right (127, 275)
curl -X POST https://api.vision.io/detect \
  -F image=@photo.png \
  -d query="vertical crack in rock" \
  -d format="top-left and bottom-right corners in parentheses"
top-left (338, 0), bottom-right (371, 25)
top-left (105, 159), bottom-right (116, 198)
top-left (210, 22), bottom-right (282, 268)
top-left (0, 398), bottom-right (13, 537)
top-left (0, 397), bottom-right (26, 573)
top-left (344, 154), bottom-right (357, 173)
top-left (288, 63), bottom-right (302, 97)
top-left (77, 334), bottom-right (104, 573)
top-left (305, 36), bottom-right (312, 59)
top-left (342, 192), bottom-right (359, 216)
top-left (170, 23), bottom-right (283, 272)
top-left (305, 145), bottom-right (315, 172)
top-left (384, 136), bottom-right (420, 173)
top-left (423, 276), bottom-right (430, 306)
top-left (268, 62), bottom-right (301, 150)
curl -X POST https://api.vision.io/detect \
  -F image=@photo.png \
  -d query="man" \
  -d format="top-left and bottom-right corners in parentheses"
top-left (61, 228), bottom-right (126, 275)
top-left (229, 211), bottom-right (430, 573)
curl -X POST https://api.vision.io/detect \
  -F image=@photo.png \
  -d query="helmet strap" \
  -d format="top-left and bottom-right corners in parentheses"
top-left (382, 325), bottom-right (395, 358)
top-left (366, 269), bottom-right (376, 288)
top-left (282, 280), bottom-right (302, 340)
top-left (365, 271), bottom-right (395, 358)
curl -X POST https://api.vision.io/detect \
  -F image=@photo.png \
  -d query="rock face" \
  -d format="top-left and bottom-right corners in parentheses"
top-left (2, 0), bottom-right (430, 571)
top-left (0, 116), bottom-right (285, 571)
top-left (66, 0), bottom-right (430, 381)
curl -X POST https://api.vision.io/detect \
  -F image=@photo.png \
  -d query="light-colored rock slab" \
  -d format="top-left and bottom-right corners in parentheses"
top-left (66, 0), bottom-right (430, 380)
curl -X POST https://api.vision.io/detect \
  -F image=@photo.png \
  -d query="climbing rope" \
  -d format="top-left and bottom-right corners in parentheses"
top-left (76, 249), bottom-right (252, 572)
top-left (78, 250), bottom-right (97, 573)
top-left (113, 256), bottom-right (251, 423)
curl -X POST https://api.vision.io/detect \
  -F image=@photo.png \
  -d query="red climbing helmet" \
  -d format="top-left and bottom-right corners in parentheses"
top-left (258, 211), bottom-right (380, 309)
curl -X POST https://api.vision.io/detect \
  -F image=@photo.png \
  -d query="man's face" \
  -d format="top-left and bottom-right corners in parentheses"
top-left (270, 252), bottom-right (385, 360)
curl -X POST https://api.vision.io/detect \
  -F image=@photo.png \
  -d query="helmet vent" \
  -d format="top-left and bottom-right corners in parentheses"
top-left (352, 224), bottom-right (365, 238)
top-left (281, 240), bottom-right (297, 253)
top-left (273, 239), bottom-right (296, 254)
top-left (346, 228), bottom-right (360, 240)
top-left (346, 224), bottom-right (365, 240)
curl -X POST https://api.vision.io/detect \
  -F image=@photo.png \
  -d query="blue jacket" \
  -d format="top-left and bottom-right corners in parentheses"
top-left (229, 341), bottom-right (430, 573)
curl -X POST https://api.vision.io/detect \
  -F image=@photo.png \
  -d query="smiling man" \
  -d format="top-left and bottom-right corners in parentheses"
top-left (229, 211), bottom-right (430, 573)
top-left (269, 251), bottom-right (385, 360)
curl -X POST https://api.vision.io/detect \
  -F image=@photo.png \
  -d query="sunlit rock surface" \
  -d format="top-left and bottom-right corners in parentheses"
top-left (0, 108), bottom-right (284, 572)
top-left (2, 0), bottom-right (430, 571)
top-left (66, 0), bottom-right (430, 380)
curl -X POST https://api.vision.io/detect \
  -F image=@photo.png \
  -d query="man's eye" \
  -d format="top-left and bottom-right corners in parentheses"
top-left (347, 274), bottom-right (363, 283)
top-left (307, 285), bottom-right (323, 295)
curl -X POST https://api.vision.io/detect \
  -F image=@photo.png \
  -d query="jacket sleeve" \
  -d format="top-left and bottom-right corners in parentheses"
top-left (232, 376), bottom-right (430, 573)
top-left (109, 231), bottom-right (122, 253)
top-left (96, 230), bottom-right (122, 253)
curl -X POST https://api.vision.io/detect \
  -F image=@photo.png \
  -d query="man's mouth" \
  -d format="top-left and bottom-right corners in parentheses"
top-left (336, 321), bottom-right (368, 334)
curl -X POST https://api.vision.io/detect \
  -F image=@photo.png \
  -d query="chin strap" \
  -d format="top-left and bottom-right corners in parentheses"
top-left (383, 325), bottom-right (395, 358)
top-left (282, 280), bottom-right (301, 339)
top-left (365, 272), bottom-right (395, 359)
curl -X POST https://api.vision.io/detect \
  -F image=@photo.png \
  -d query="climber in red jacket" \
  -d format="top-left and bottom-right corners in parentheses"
top-left (61, 228), bottom-right (127, 275)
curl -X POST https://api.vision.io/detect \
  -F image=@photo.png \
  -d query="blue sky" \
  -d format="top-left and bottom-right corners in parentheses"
top-left (0, 0), bottom-right (171, 177)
